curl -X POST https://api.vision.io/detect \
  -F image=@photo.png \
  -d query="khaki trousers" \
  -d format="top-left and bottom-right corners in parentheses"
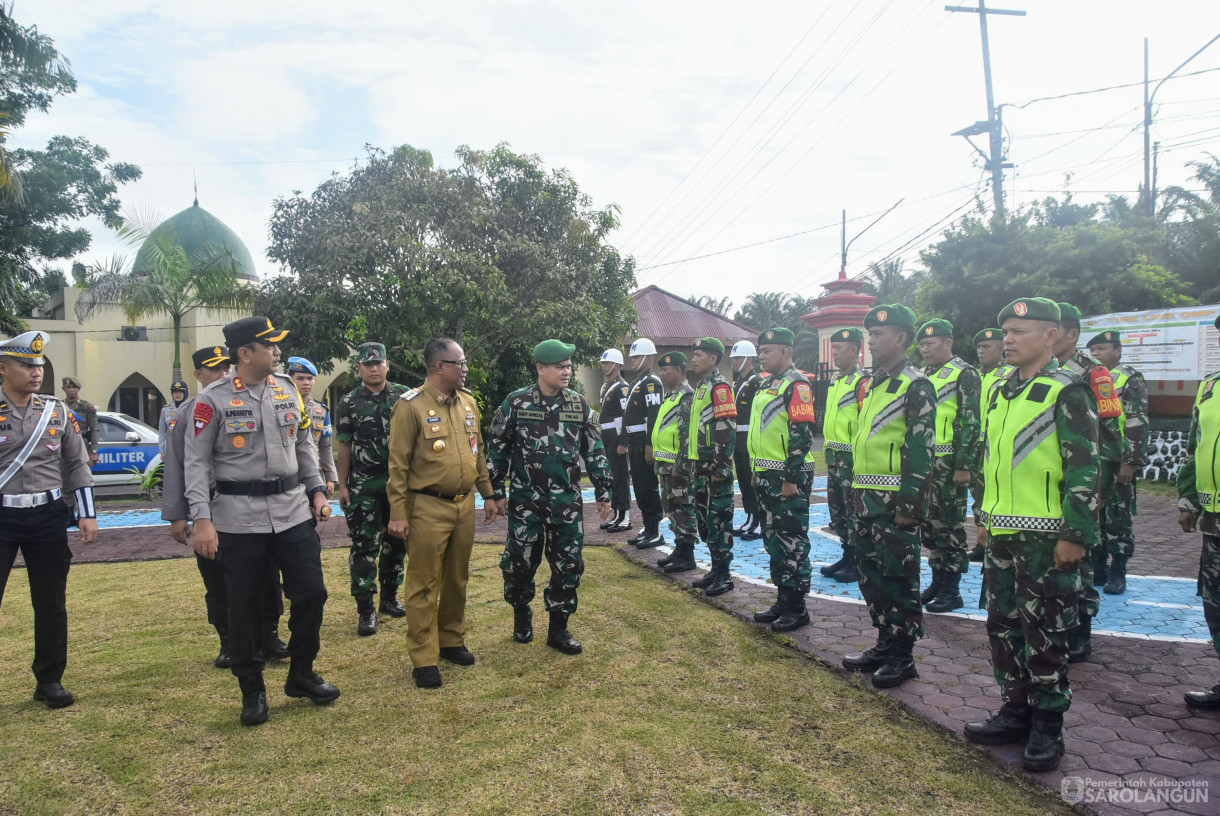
top-left (405, 492), bottom-right (476, 668)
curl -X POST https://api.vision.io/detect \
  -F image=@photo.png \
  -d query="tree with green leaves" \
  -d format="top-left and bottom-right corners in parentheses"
top-left (859, 259), bottom-right (927, 307)
top-left (1161, 154), bottom-right (1220, 302)
top-left (687, 294), bottom-right (733, 316)
top-left (732, 291), bottom-right (819, 368)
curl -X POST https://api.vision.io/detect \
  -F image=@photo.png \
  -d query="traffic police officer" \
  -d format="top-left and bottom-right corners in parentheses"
top-left (159, 378), bottom-right (188, 457)
top-left (730, 340), bottom-right (763, 541)
top-left (287, 356), bottom-right (338, 494)
top-left (842, 304), bottom-right (936, 689)
top-left (185, 316), bottom-right (338, 727)
top-left (387, 338), bottom-right (497, 689)
top-left (966, 297), bottom-right (1098, 773)
top-left (969, 327), bottom-right (1014, 562)
top-left (597, 348), bottom-right (632, 532)
top-left (651, 352), bottom-right (697, 574)
top-left (0, 330), bottom-right (96, 709)
top-left (619, 338), bottom-right (664, 547)
top-left (61, 377), bottom-right (99, 466)
top-left (820, 327), bottom-right (866, 583)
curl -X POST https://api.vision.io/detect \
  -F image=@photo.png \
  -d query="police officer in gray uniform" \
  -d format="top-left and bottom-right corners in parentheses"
top-left (185, 316), bottom-right (339, 726)
top-left (287, 356), bottom-right (338, 494)
top-left (0, 331), bottom-right (97, 709)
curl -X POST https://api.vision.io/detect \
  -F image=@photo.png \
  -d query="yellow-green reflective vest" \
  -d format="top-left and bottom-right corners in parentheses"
top-left (1192, 377), bottom-right (1220, 513)
top-left (928, 359), bottom-right (969, 456)
top-left (687, 377), bottom-right (730, 461)
top-left (852, 367), bottom-right (923, 491)
top-left (980, 371), bottom-right (1073, 534)
top-left (1111, 367), bottom-right (1129, 435)
top-left (651, 390), bottom-right (685, 464)
top-left (980, 364), bottom-right (1014, 435)
top-left (747, 374), bottom-right (816, 472)
top-left (823, 369), bottom-right (863, 453)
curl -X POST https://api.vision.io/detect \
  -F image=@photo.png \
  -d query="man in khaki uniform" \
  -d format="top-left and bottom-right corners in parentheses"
top-left (388, 338), bottom-right (499, 689)
top-left (61, 376), bottom-right (99, 466)
top-left (0, 331), bottom-right (97, 709)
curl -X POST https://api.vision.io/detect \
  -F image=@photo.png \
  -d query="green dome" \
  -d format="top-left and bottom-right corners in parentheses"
top-left (133, 202), bottom-right (258, 281)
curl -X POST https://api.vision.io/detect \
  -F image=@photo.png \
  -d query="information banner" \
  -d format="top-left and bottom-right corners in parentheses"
top-left (1081, 305), bottom-right (1220, 379)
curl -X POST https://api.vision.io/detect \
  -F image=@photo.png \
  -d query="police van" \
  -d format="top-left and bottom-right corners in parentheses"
top-left (93, 411), bottom-right (163, 487)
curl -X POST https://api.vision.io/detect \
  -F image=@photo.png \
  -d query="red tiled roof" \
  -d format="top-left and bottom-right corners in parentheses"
top-left (627, 285), bottom-right (759, 346)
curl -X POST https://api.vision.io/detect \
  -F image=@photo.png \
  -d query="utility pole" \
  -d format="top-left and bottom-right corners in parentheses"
top-left (947, 1), bottom-right (1025, 219)
top-left (839, 200), bottom-right (905, 279)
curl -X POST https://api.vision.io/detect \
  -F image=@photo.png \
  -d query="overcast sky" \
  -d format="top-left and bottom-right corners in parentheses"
top-left (23, 1), bottom-right (1220, 313)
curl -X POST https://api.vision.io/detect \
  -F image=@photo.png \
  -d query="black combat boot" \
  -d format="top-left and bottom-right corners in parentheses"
top-left (513, 605), bottom-right (533, 644)
top-left (842, 631), bottom-right (893, 672)
top-left (832, 547), bottom-right (859, 583)
top-left (1022, 710), bottom-right (1065, 772)
top-left (356, 594), bottom-right (378, 637)
top-left (820, 550), bottom-right (848, 577)
top-left (740, 516), bottom-right (762, 541)
top-left (753, 588), bottom-right (784, 623)
top-left (920, 569), bottom-right (943, 606)
top-left (964, 702), bottom-right (1033, 745)
top-left (546, 611), bottom-right (583, 655)
top-left (967, 544), bottom-right (986, 562)
top-left (702, 566), bottom-right (735, 597)
top-left (380, 584), bottom-right (407, 617)
top-left (871, 637), bottom-right (918, 688)
top-left (1067, 614), bottom-right (1093, 663)
top-left (214, 625), bottom-right (232, 669)
top-left (238, 674), bottom-right (269, 726)
top-left (926, 570), bottom-right (964, 613)
top-left (284, 659), bottom-right (341, 704)
top-left (771, 589), bottom-right (810, 632)
top-left (33, 682), bottom-right (75, 709)
top-left (1185, 683), bottom-right (1220, 709)
top-left (732, 514), bottom-right (751, 537)
top-left (1092, 550), bottom-right (1109, 590)
top-left (1104, 553), bottom-right (1128, 595)
top-left (263, 624), bottom-right (290, 661)
top-left (663, 540), bottom-right (697, 573)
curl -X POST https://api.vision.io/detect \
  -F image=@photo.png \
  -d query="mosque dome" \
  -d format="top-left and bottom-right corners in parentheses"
top-left (133, 201), bottom-right (258, 282)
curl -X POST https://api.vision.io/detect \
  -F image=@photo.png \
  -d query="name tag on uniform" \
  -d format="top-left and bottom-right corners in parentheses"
top-left (558, 411), bottom-right (584, 423)
top-left (427, 416), bottom-right (441, 424)
top-left (517, 409), bottom-right (545, 421)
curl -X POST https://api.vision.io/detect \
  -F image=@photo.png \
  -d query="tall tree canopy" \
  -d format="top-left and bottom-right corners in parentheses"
top-left (732, 291), bottom-right (819, 368)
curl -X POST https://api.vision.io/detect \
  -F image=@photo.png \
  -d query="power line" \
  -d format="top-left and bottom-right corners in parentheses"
top-left (1006, 65), bottom-right (1220, 110)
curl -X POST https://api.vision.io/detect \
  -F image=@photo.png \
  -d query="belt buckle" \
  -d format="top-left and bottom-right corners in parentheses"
top-left (14, 494), bottom-right (34, 508)
top-left (452, 492), bottom-right (466, 503)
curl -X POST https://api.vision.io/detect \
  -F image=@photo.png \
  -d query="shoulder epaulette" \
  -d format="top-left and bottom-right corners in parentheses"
top-left (903, 365), bottom-right (928, 381)
top-left (401, 388), bottom-right (420, 401)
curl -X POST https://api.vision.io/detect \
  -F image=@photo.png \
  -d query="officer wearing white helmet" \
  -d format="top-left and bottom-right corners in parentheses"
top-left (730, 340), bottom-right (763, 540)
top-left (619, 337), bottom-right (664, 547)
top-left (597, 348), bottom-right (632, 532)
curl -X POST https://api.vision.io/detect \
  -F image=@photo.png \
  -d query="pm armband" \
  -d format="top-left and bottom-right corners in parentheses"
top-left (74, 487), bottom-right (96, 519)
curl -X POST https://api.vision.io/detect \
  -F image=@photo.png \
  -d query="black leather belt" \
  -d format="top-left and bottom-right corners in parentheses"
top-left (215, 475), bottom-right (301, 496)
top-left (412, 487), bottom-right (469, 503)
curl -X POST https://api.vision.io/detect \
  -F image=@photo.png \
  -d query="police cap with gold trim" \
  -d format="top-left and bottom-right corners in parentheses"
top-left (0, 330), bottom-right (50, 364)
top-left (757, 327), bottom-right (795, 347)
top-left (193, 345), bottom-right (231, 371)
top-left (863, 304), bottom-right (917, 330)
top-left (223, 316), bottom-right (289, 348)
top-left (998, 297), bottom-right (1061, 325)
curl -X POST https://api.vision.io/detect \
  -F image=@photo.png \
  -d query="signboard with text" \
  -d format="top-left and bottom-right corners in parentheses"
top-left (1081, 305), bottom-right (1220, 380)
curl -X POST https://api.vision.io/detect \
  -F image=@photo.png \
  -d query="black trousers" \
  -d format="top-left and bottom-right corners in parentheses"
top-left (733, 435), bottom-right (758, 516)
top-left (627, 443), bottom-right (663, 530)
top-left (0, 500), bottom-right (72, 684)
top-left (217, 521), bottom-right (326, 678)
top-left (195, 554), bottom-right (282, 633)
top-left (602, 433), bottom-right (631, 514)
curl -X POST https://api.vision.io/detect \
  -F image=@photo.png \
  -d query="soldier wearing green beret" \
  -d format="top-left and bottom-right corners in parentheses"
top-left (841, 305), bottom-right (936, 687)
top-left (967, 297), bottom-right (1098, 772)
top-left (487, 339), bottom-right (613, 655)
top-left (650, 352), bottom-right (698, 573)
top-left (969, 328), bottom-right (1014, 562)
top-left (1085, 329), bottom-right (1147, 595)
top-left (914, 319), bottom-right (981, 613)
top-left (820, 327), bottom-right (866, 583)
top-left (61, 377), bottom-right (99, 466)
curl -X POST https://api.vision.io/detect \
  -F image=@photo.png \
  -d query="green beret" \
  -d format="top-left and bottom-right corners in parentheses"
top-left (533, 339), bottom-right (576, 365)
top-left (692, 337), bottom-right (725, 355)
top-left (658, 352), bottom-right (687, 368)
top-left (757, 327), bottom-right (795, 346)
top-left (863, 304), bottom-right (917, 330)
top-left (973, 328), bottom-right (1003, 345)
top-left (1086, 330), bottom-right (1121, 348)
top-left (1056, 302), bottom-right (1083, 322)
top-left (831, 327), bottom-right (864, 344)
top-left (997, 297), bottom-right (1061, 325)
top-left (918, 319), bottom-right (954, 339)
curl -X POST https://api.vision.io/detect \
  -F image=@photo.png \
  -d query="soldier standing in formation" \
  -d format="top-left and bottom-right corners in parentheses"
top-left (287, 356), bottom-right (338, 494)
top-left (619, 338), bottom-right (664, 548)
top-left (186, 316), bottom-right (338, 727)
top-left (729, 340), bottom-right (762, 541)
top-left (335, 342), bottom-right (410, 636)
top-left (651, 352), bottom-right (698, 574)
top-left (747, 328), bottom-right (816, 632)
top-left (915, 319), bottom-right (981, 614)
top-left (967, 298), bottom-right (1098, 773)
top-left (820, 327), bottom-right (866, 584)
top-left (597, 348), bottom-right (632, 533)
top-left (61, 377), bottom-right (99, 467)
top-left (842, 305), bottom-right (936, 689)
top-left (0, 331), bottom-right (97, 709)
top-left (387, 339), bottom-right (498, 689)
top-left (487, 339), bottom-right (612, 655)
top-left (969, 327), bottom-right (1013, 562)
top-left (1086, 330), bottom-right (1148, 596)
top-left (685, 338), bottom-right (739, 597)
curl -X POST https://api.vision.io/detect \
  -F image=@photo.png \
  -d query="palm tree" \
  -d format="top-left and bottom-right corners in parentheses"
top-left (687, 294), bottom-right (734, 317)
top-left (75, 210), bottom-right (255, 379)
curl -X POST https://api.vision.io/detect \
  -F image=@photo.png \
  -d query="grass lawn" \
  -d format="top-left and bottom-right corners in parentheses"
top-left (0, 547), bottom-right (1072, 816)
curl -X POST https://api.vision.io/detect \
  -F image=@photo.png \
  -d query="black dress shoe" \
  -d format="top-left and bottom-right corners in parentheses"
top-left (964, 703), bottom-right (1033, 745)
top-left (241, 691), bottom-right (269, 726)
top-left (1185, 684), bottom-right (1220, 709)
top-left (284, 669), bottom-right (341, 704)
top-left (413, 666), bottom-right (443, 689)
top-left (626, 527), bottom-right (647, 545)
top-left (379, 595), bottom-right (407, 618)
top-left (513, 606), bottom-right (534, 644)
top-left (440, 646), bottom-right (477, 666)
top-left (33, 682), bottom-right (74, 709)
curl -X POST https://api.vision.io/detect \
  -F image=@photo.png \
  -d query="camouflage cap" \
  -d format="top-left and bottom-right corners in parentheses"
top-left (831, 327), bottom-right (864, 344)
top-left (1056, 302), bottom-right (1083, 322)
top-left (62, 376), bottom-right (82, 388)
top-left (658, 351), bottom-right (687, 368)
top-left (534, 338), bottom-right (575, 365)
top-left (998, 297), bottom-right (1060, 325)
top-left (973, 328), bottom-right (1003, 345)
top-left (357, 342), bottom-right (387, 363)
top-left (864, 304), bottom-right (917, 330)
top-left (757, 327), bottom-right (795, 346)
top-left (1086, 330), bottom-right (1122, 348)
top-left (692, 337), bottom-right (725, 355)
top-left (918, 318), bottom-right (954, 339)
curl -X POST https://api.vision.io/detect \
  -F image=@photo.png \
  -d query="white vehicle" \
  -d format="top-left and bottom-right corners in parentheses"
top-left (92, 411), bottom-right (163, 488)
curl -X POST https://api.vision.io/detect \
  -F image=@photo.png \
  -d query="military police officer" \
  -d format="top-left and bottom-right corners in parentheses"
top-left (650, 352), bottom-right (698, 574)
top-left (820, 327), bottom-right (866, 583)
top-left (287, 356), bottom-right (338, 494)
top-left (597, 348), bottom-right (632, 533)
top-left (159, 379), bottom-right (189, 457)
top-left (61, 377), bottom-right (99, 466)
top-left (729, 340), bottom-right (763, 541)
top-left (969, 327), bottom-right (1014, 562)
top-left (619, 338), bottom-right (664, 547)
top-left (0, 331), bottom-right (96, 709)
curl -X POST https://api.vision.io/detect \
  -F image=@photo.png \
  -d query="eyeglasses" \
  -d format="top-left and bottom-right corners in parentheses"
top-left (439, 359), bottom-right (469, 369)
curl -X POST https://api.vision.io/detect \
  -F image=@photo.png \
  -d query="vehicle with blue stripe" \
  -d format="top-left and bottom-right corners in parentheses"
top-left (93, 411), bottom-right (162, 488)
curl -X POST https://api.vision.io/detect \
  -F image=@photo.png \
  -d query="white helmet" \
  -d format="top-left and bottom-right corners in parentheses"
top-left (600, 348), bottom-right (624, 365)
top-left (628, 337), bottom-right (657, 356)
top-left (730, 340), bottom-right (757, 358)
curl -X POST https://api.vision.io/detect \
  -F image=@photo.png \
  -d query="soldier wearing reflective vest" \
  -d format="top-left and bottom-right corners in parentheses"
top-left (820, 327), bottom-right (866, 584)
top-left (650, 352), bottom-right (698, 574)
top-left (969, 327), bottom-right (1014, 562)
top-left (684, 338), bottom-right (738, 597)
top-left (915, 319), bottom-right (981, 613)
top-left (1053, 302), bottom-right (1122, 664)
top-left (748, 327), bottom-right (816, 632)
top-left (841, 304), bottom-right (936, 689)
top-left (1086, 330), bottom-right (1148, 596)
top-left (966, 297), bottom-right (1098, 774)
top-left (619, 338), bottom-right (664, 548)
top-left (729, 341), bottom-right (763, 541)
top-left (597, 348), bottom-right (632, 533)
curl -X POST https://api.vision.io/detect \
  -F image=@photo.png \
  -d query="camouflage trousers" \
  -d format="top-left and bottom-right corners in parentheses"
top-left (755, 470), bottom-right (813, 593)
top-left (1200, 533), bottom-right (1220, 660)
top-left (659, 467), bottom-right (697, 545)
top-left (985, 533), bottom-right (1081, 713)
top-left (854, 513), bottom-right (923, 640)
top-left (921, 457), bottom-right (969, 573)
top-left (825, 451), bottom-right (855, 550)
top-left (1101, 478), bottom-right (1137, 557)
top-left (690, 472), bottom-right (735, 568)
top-left (343, 491), bottom-right (407, 598)
top-left (500, 500), bottom-right (585, 615)
top-left (1077, 461), bottom-right (1117, 620)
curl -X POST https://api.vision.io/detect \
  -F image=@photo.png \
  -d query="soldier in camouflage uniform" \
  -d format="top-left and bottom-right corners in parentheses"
top-left (335, 342), bottom-right (410, 636)
top-left (966, 297), bottom-right (1099, 774)
top-left (915, 319), bottom-right (981, 613)
top-left (970, 328), bottom-right (1014, 562)
top-left (287, 356), bottom-right (338, 493)
top-left (650, 352), bottom-right (698, 573)
top-left (748, 327), bottom-right (816, 632)
top-left (820, 328), bottom-right (865, 584)
top-left (1086, 330), bottom-right (1148, 595)
top-left (684, 338), bottom-right (739, 597)
top-left (842, 305), bottom-right (936, 689)
top-left (487, 339), bottom-right (613, 655)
